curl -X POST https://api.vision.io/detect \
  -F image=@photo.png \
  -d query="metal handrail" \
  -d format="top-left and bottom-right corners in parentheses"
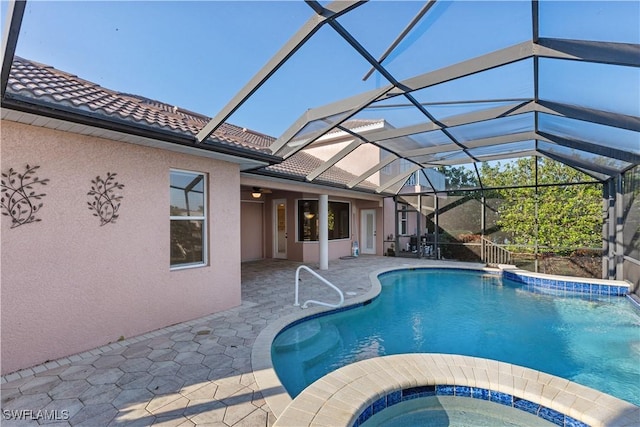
top-left (294, 265), bottom-right (344, 309)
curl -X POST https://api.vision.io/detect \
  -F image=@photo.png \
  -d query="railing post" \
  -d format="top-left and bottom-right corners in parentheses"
top-left (294, 265), bottom-right (344, 309)
top-left (294, 266), bottom-right (301, 306)
top-left (481, 236), bottom-right (512, 266)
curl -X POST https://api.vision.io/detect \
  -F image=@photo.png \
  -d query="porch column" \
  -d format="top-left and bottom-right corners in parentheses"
top-left (319, 194), bottom-right (329, 270)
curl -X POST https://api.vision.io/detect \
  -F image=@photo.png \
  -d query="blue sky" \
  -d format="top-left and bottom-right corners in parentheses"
top-left (2, 1), bottom-right (639, 138)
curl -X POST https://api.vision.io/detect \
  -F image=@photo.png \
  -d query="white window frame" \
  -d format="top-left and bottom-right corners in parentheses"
top-left (170, 169), bottom-right (207, 270)
top-left (399, 209), bottom-right (408, 236)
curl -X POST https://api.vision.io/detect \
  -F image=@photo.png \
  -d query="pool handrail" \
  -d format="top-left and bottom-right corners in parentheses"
top-left (294, 265), bottom-right (344, 309)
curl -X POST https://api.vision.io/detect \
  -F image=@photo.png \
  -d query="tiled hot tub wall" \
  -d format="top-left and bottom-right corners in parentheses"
top-left (354, 385), bottom-right (589, 427)
top-left (502, 270), bottom-right (629, 296)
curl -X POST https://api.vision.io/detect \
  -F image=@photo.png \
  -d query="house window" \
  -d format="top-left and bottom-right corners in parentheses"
top-left (298, 200), bottom-right (350, 241)
top-left (170, 170), bottom-right (206, 268)
top-left (399, 209), bottom-right (408, 235)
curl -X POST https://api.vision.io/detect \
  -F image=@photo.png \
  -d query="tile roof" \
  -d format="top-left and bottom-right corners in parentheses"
top-left (5, 57), bottom-right (274, 153)
top-left (263, 151), bottom-right (377, 190)
top-left (4, 57), bottom-right (378, 194)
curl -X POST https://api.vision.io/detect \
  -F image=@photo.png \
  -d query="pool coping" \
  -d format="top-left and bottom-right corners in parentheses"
top-left (251, 263), bottom-right (637, 425)
top-left (273, 353), bottom-right (640, 427)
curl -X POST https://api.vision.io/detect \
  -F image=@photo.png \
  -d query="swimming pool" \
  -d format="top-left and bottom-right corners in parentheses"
top-left (271, 268), bottom-right (640, 406)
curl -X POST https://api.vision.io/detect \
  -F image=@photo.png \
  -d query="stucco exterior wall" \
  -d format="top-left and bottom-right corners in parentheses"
top-left (301, 240), bottom-right (353, 263)
top-left (240, 200), bottom-right (264, 261)
top-left (383, 198), bottom-right (396, 239)
top-left (305, 142), bottom-right (381, 186)
top-left (1, 121), bottom-right (241, 374)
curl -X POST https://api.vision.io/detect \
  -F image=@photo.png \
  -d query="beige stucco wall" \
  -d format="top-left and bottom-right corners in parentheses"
top-left (240, 200), bottom-right (264, 261)
top-left (1, 121), bottom-right (241, 374)
top-left (305, 142), bottom-right (382, 186)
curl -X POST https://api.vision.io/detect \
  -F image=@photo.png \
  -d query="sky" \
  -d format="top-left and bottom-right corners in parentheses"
top-left (2, 1), bottom-right (639, 139)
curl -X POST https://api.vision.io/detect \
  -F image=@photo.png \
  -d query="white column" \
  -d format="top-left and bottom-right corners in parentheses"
top-left (319, 194), bottom-right (329, 270)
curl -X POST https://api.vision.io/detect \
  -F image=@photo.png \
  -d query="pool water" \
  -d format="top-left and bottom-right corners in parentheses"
top-left (271, 269), bottom-right (640, 405)
top-left (365, 396), bottom-right (555, 426)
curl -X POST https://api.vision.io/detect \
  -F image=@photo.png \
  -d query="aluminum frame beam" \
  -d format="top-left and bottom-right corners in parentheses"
top-left (347, 155), bottom-right (397, 188)
top-left (272, 36), bottom-right (639, 151)
top-left (306, 139), bottom-right (363, 181)
top-left (376, 165), bottom-right (422, 194)
top-left (304, 99), bottom-right (636, 156)
top-left (535, 38), bottom-right (640, 67)
top-left (401, 131), bottom-right (539, 158)
top-left (350, 132), bottom-right (539, 191)
top-left (288, 101), bottom-right (536, 179)
top-left (271, 40), bottom-right (535, 152)
top-left (1, 0), bottom-right (26, 99)
top-left (362, 0), bottom-right (437, 81)
top-left (271, 86), bottom-right (393, 156)
top-left (572, 165), bottom-right (612, 182)
top-left (425, 150), bottom-right (539, 167)
top-left (536, 100), bottom-right (640, 132)
top-left (538, 149), bottom-right (619, 178)
top-left (342, 101), bottom-right (530, 145)
top-left (537, 131), bottom-right (640, 164)
top-left (397, 40), bottom-right (535, 94)
top-left (196, 0), bottom-right (365, 143)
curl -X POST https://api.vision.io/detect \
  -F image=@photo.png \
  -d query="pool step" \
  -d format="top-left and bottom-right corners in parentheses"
top-left (302, 324), bottom-right (342, 367)
top-left (273, 321), bottom-right (342, 366)
top-left (272, 320), bottom-right (322, 351)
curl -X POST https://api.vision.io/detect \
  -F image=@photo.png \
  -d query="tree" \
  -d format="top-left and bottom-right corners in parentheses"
top-left (436, 165), bottom-right (479, 190)
top-left (479, 158), bottom-right (602, 253)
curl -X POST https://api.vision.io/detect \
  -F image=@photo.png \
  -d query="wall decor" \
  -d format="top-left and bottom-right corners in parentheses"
top-left (87, 172), bottom-right (125, 226)
top-left (1, 164), bottom-right (49, 228)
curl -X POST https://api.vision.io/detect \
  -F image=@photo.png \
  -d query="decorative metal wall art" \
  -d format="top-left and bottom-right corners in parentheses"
top-left (1, 165), bottom-right (49, 228)
top-left (87, 172), bottom-right (125, 226)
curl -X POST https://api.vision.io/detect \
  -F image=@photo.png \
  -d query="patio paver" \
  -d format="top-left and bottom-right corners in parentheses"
top-left (0, 256), bottom-right (479, 426)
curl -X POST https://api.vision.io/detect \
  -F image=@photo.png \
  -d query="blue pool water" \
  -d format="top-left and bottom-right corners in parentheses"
top-left (271, 269), bottom-right (640, 405)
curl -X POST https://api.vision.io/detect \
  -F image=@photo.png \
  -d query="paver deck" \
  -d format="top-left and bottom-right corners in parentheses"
top-left (1, 256), bottom-right (441, 426)
top-left (5, 256), bottom-right (636, 426)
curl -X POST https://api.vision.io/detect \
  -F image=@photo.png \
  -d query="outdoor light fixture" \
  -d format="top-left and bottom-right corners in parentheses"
top-left (251, 187), bottom-right (262, 199)
top-left (303, 201), bottom-right (315, 219)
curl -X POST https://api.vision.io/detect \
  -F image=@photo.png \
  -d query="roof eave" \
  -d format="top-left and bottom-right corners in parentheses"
top-left (246, 168), bottom-right (384, 196)
top-left (1, 93), bottom-right (282, 167)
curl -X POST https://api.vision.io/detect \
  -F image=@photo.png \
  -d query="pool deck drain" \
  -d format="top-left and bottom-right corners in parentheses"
top-left (1, 257), bottom-right (637, 426)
